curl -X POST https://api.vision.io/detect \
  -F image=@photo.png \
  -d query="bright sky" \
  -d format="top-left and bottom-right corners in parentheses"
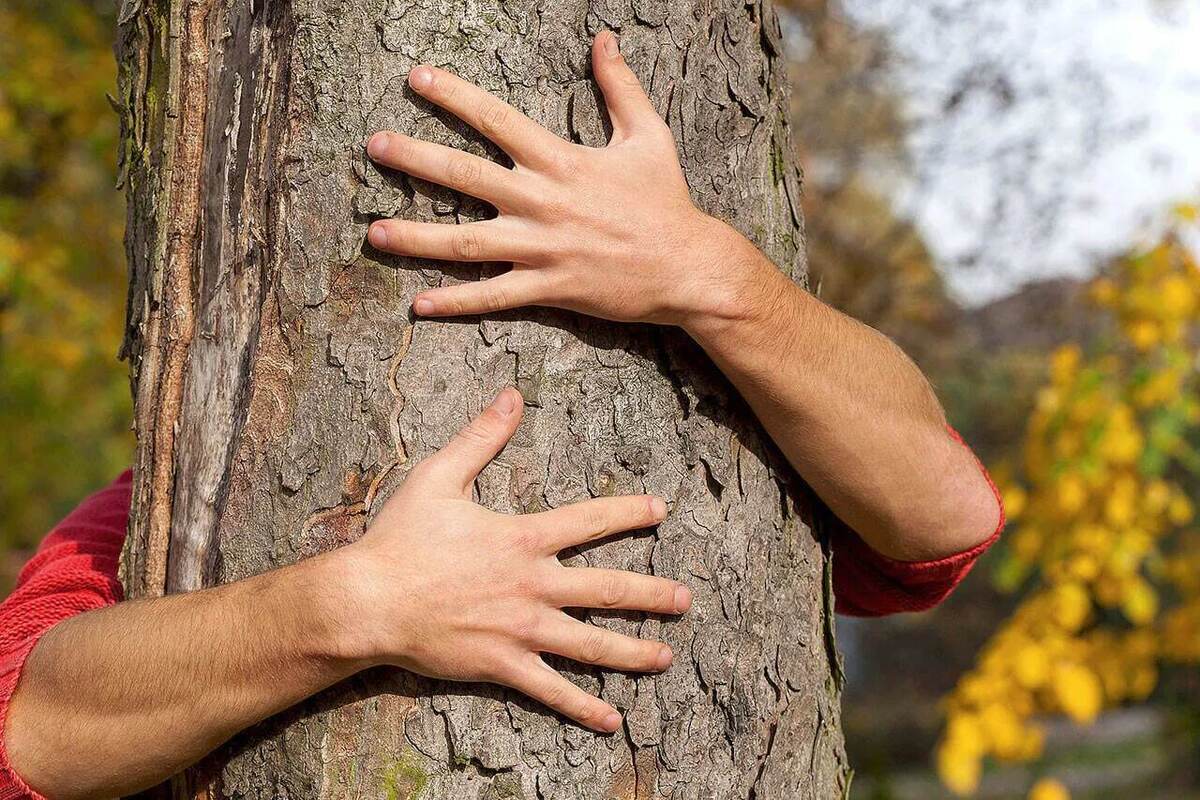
top-left (844, 0), bottom-right (1200, 304)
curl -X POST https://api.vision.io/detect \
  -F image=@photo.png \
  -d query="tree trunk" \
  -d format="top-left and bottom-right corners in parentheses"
top-left (115, 0), bottom-right (849, 796)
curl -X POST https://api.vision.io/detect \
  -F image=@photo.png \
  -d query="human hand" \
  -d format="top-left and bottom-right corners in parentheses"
top-left (365, 31), bottom-right (759, 327)
top-left (342, 387), bottom-right (691, 732)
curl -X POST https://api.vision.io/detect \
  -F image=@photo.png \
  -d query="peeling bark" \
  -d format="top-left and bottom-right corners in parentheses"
top-left (117, 0), bottom-right (848, 796)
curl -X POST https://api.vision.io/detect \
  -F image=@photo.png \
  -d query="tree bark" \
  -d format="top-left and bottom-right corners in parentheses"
top-left (115, 0), bottom-right (849, 796)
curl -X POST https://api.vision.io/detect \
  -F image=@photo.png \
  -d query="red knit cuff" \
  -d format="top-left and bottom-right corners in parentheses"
top-left (833, 425), bottom-right (1006, 616)
top-left (0, 635), bottom-right (50, 800)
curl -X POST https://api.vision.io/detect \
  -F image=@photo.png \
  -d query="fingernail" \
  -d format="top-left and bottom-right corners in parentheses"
top-left (656, 646), bottom-right (673, 671)
top-left (495, 388), bottom-right (517, 415)
top-left (367, 132), bottom-right (391, 160)
top-left (409, 65), bottom-right (434, 90)
top-left (413, 297), bottom-right (434, 315)
top-left (601, 711), bottom-right (623, 732)
top-left (368, 223), bottom-right (389, 249)
top-left (674, 585), bottom-right (692, 613)
top-left (604, 32), bottom-right (620, 57)
top-left (649, 496), bottom-right (667, 520)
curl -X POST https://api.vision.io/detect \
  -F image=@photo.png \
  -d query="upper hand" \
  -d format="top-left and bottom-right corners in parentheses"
top-left (365, 31), bottom-right (750, 326)
top-left (342, 387), bottom-right (691, 733)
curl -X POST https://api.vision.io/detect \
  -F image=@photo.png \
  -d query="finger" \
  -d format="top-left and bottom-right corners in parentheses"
top-left (408, 65), bottom-right (566, 168)
top-left (538, 615), bottom-right (674, 673)
top-left (532, 495), bottom-right (667, 552)
top-left (366, 132), bottom-right (533, 211)
top-left (592, 31), bottom-right (662, 139)
top-left (368, 219), bottom-right (534, 264)
top-left (421, 388), bottom-right (523, 493)
top-left (506, 657), bottom-right (623, 732)
top-left (412, 268), bottom-right (547, 317)
top-left (545, 567), bottom-right (692, 616)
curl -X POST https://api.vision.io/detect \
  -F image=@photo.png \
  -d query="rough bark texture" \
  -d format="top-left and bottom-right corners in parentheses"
top-left (115, 0), bottom-right (849, 796)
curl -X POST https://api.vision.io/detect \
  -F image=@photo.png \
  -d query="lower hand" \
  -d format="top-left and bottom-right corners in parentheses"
top-left (342, 388), bottom-right (691, 733)
top-left (365, 31), bottom-right (761, 328)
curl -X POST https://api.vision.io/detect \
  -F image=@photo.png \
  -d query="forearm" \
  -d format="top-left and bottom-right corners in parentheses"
top-left (684, 222), bottom-right (1000, 561)
top-left (5, 549), bottom-right (370, 800)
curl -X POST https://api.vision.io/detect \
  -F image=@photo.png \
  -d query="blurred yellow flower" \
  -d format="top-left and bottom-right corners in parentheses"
top-left (937, 206), bottom-right (1200, 795)
top-left (937, 739), bottom-right (982, 797)
top-left (1051, 583), bottom-right (1091, 632)
top-left (1168, 495), bottom-right (1193, 525)
top-left (1055, 475), bottom-right (1087, 515)
top-left (1028, 778), bottom-right (1070, 800)
top-left (1125, 319), bottom-right (1160, 350)
top-left (1014, 643), bottom-right (1050, 689)
top-left (1004, 485), bottom-right (1028, 520)
top-left (1120, 577), bottom-right (1158, 626)
top-left (1052, 663), bottom-right (1103, 724)
top-left (1160, 275), bottom-right (1195, 317)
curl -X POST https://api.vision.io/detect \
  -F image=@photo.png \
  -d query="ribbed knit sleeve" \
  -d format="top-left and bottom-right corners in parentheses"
top-left (0, 471), bottom-right (131, 800)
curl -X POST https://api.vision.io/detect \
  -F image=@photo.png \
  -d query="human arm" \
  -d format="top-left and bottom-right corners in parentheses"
top-left (3, 389), bottom-right (690, 799)
top-left (362, 33), bottom-right (1002, 574)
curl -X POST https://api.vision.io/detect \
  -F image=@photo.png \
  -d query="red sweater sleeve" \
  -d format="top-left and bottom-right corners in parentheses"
top-left (830, 427), bottom-right (1006, 617)
top-left (0, 471), bottom-right (131, 800)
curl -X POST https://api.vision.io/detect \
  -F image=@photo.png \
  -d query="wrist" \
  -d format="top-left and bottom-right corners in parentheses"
top-left (676, 218), bottom-right (798, 341)
top-left (294, 545), bottom-right (389, 670)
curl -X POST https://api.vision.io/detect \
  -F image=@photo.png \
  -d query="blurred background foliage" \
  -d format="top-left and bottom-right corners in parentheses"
top-left (0, 0), bottom-right (131, 584)
top-left (1, 0), bottom-right (1197, 797)
top-left (781, 0), bottom-right (1200, 797)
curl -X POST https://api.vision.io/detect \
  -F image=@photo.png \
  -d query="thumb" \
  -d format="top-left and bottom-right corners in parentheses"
top-left (422, 388), bottom-right (524, 495)
top-left (592, 31), bottom-right (661, 140)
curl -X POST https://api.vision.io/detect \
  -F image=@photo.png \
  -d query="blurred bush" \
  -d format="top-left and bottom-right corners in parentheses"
top-left (938, 207), bottom-right (1200, 798)
top-left (0, 0), bottom-right (131, 588)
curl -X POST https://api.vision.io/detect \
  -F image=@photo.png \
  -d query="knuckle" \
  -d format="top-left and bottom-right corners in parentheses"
top-left (406, 459), bottom-right (435, 483)
top-left (387, 134), bottom-right (412, 164)
top-left (446, 291), bottom-right (470, 315)
top-left (447, 155), bottom-right (482, 189)
top-left (579, 629), bottom-right (608, 664)
top-left (459, 418), bottom-right (494, 444)
top-left (599, 573), bottom-right (625, 608)
top-left (508, 528), bottom-right (540, 555)
top-left (542, 680), bottom-right (569, 709)
top-left (476, 100), bottom-right (511, 136)
top-left (550, 148), bottom-right (582, 180)
top-left (619, 70), bottom-right (645, 94)
top-left (537, 265), bottom-right (572, 299)
top-left (538, 193), bottom-right (572, 226)
top-left (453, 228), bottom-right (482, 260)
top-left (479, 656), bottom-right (512, 685)
top-left (576, 698), bottom-right (603, 726)
top-left (429, 71), bottom-right (452, 101)
top-left (507, 610), bottom-right (540, 644)
top-left (482, 282), bottom-right (510, 312)
top-left (581, 503), bottom-right (609, 537)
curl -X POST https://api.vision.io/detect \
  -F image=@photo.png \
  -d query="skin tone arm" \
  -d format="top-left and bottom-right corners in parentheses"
top-left (6, 389), bottom-right (692, 800)
top-left (364, 31), bottom-right (1001, 562)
